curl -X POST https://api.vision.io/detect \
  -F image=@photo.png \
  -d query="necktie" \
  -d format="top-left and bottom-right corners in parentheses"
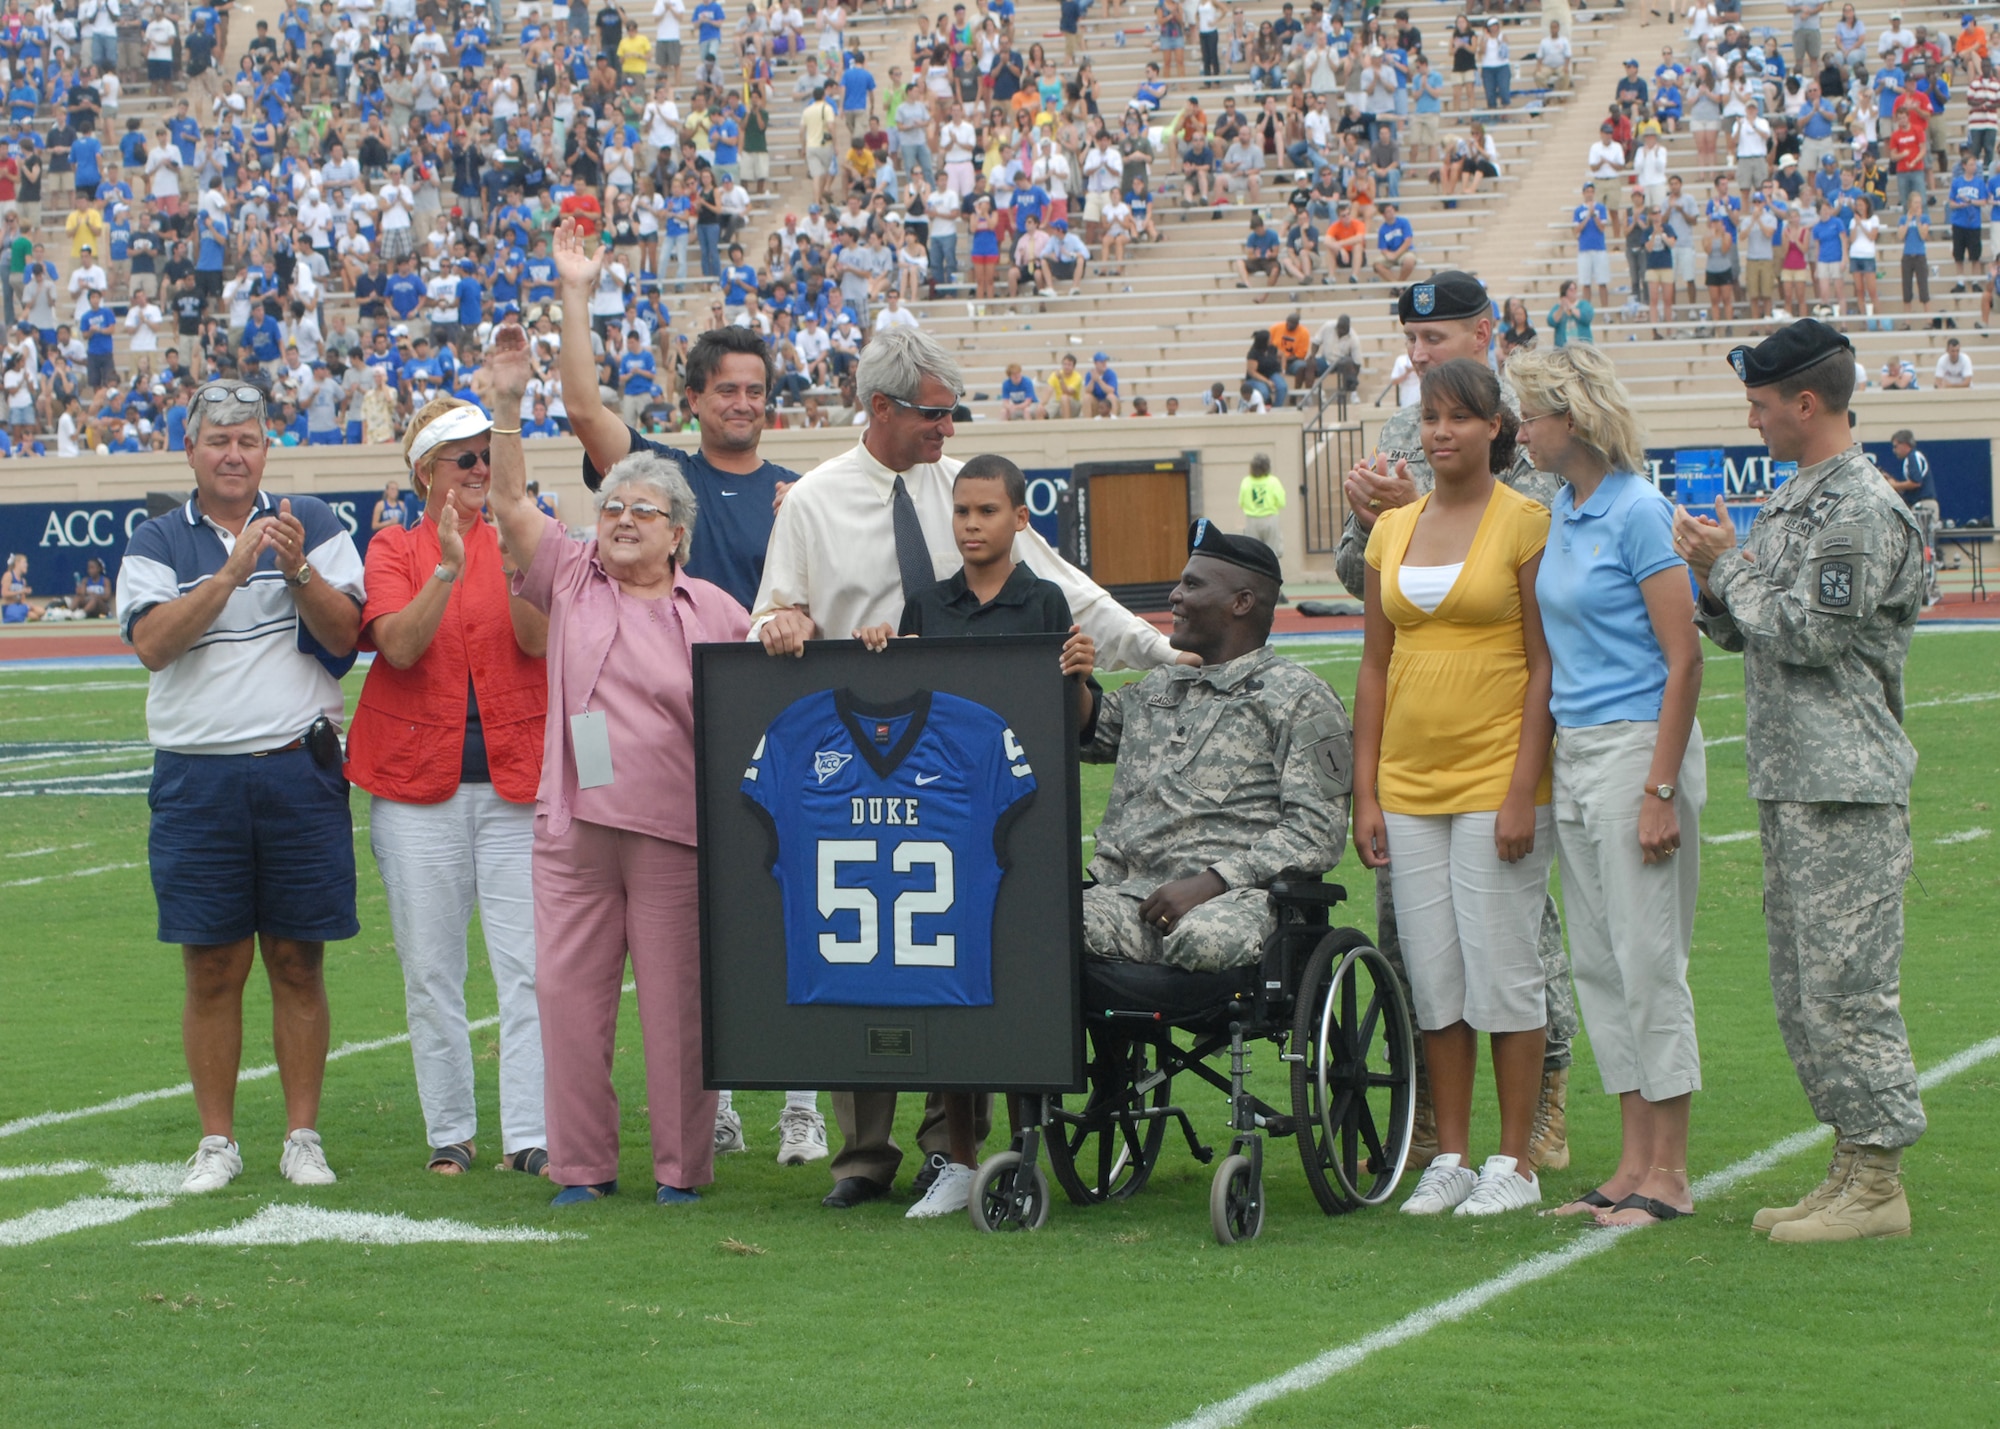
top-left (891, 473), bottom-right (936, 603)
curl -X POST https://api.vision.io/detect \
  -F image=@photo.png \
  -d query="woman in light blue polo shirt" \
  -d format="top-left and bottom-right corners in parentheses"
top-left (1510, 346), bottom-right (1707, 1229)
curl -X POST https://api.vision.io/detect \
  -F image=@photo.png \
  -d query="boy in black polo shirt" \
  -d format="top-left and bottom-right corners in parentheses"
top-left (856, 453), bottom-right (1096, 1219)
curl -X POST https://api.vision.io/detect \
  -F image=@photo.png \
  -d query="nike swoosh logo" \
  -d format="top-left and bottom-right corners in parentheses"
top-left (914, 773), bottom-right (943, 786)
top-left (718, 490), bottom-right (739, 496)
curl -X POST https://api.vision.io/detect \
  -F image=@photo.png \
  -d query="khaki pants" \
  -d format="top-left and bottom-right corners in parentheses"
top-left (829, 1090), bottom-right (992, 1186)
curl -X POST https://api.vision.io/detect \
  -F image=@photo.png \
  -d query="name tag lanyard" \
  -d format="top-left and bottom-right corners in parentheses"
top-left (567, 574), bottom-right (694, 790)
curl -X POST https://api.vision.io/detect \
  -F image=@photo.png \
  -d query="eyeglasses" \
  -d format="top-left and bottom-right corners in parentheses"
top-left (197, 383), bottom-right (266, 404)
top-left (885, 393), bottom-right (959, 422)
top-left (600, 499), bottom-right (667, 521)
top-left (448, 447), bottom-right (492, 470)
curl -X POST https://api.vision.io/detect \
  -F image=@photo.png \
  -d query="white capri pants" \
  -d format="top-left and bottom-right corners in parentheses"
top-left (1553, 720), bottom-right (1707, 1102)
top-left (1576, 249), bottom-right (1611, 287)
top-left (371, 785), bottom-right (547, 1154)
top-left (1382, 805), bottom-right (1557, 1033)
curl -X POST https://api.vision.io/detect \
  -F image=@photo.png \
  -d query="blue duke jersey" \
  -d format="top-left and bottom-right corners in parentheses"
top-left (742, 690), bottom-right (1036, 1007)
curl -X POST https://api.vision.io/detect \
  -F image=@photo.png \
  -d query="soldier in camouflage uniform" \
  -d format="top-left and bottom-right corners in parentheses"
top-left (1082, 523), bottom-right (1353, 971)
top-left (1335, 271), bottom-right (1576, 1169)
top-left (1677, 320), bottom-right (1926, 1243)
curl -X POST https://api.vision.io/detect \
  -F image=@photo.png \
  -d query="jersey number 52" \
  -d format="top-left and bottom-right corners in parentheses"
top-left (815, 839), bottom-right (956, 967)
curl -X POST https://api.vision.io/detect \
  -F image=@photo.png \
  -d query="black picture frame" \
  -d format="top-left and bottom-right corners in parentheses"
top-left (693, 635), bottom-right (1085, 1093)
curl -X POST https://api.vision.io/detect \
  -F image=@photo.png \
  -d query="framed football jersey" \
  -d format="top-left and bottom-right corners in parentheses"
top-left (695, 635), bottom-right (1084, 1092)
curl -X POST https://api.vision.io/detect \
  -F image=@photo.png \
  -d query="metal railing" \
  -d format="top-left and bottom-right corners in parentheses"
top-left (1300, 385), bottom-right (1365, 557)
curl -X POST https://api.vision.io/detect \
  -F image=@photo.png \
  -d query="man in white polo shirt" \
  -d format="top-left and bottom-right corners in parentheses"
top-left (752, 327), bottom-right (1181, 1211)
top-left (115, 381), bottom-right (366, 1196)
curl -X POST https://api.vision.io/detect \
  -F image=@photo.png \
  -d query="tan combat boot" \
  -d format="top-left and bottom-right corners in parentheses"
top-left (1770, 1147), bottom-right (1912, 1243)
top-left (1527, 1066), bottom-right (1569, 1172)
top-left (1407, 1062), bottom-right (1438, 1170)
top-left (1752, 1142), bottom-right (1860, 1234)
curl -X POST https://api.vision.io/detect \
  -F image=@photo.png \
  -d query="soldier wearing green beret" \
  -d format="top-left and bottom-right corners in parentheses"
top-left (1079, 523), bottom-right (1353, 972)
top-left (1334, 270), bottom-right (1577, 1173)
top-left (1674, 319), bottom-right (1927, 1243)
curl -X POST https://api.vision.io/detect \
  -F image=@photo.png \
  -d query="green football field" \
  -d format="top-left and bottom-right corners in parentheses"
top-left (2, 631), bottom-right (1996, 1428)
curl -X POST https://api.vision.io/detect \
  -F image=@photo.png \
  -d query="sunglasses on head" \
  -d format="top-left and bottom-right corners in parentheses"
top-left (885, 392), bottom-right (959, 422)
top-left (197, 383), bottom-right (267, 404)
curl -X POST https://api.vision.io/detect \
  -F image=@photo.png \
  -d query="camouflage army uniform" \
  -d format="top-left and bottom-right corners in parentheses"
top-left (1335, 388), bottom-right (1578, 1069)
top-left (1694, 444), bottom-right (1927, 1149)
top-left (1082, 647), bottom-right (1353, 971)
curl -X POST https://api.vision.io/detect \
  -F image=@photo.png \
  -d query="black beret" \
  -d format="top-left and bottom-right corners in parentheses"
top-left (1397, 270), bottom-right (1490, 325)
top-left (1188, 518), bottom-right (1284, 585)
top-left (1726, 318), bottom-right (1853, 386)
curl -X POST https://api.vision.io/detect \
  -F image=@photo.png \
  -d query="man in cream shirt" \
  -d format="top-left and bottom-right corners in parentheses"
top-left (750, 327), bottom-right (1181, 1210)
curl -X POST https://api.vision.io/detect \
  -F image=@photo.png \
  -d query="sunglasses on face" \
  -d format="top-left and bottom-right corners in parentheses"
top-left (600, 499), bottom-right (667, 520)
top-left (447, 447), bottom-right (492, 470)
top-left (885, 392), bottom-right (958, 422)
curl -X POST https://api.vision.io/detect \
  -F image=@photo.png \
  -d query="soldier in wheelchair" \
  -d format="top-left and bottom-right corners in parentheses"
top-left (970, 522), bottom-right (1416, 1242)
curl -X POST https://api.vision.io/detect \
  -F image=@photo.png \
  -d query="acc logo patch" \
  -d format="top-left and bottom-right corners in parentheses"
top-left (812, 750), bottom-right (854, 784)
top-left (1728, 348), bottom-right (1749, 380)
top-left (1817, 560), bottom-right (1854, 608)
top-left (1411, 284), bottom-right (1436, 316)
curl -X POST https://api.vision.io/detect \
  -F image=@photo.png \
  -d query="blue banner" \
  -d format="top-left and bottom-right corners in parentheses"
top-left (1644, 440), bottom-right (1992, 525)
top-left (1, 490), bottom-right (390, 604)
top-left (1023, 466), bottom-right (1069, 547)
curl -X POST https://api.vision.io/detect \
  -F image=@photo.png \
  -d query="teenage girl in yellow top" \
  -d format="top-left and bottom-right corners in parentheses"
top-left (1353, 357), bottom-right (1557, 1218)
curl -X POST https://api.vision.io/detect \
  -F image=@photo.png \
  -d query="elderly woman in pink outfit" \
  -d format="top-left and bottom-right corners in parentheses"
top-left (482, 319), bottom-right (751, 1207)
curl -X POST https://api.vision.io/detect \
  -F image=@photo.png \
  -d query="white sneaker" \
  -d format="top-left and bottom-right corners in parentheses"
top-left (774, 1105), bottom-right (829, 1165)
top-left (714, 1106), bottom-right (746, 1154)
top-left (1455, 1154), bottom-right (1541, 1216)
top-left (905, 1161), bottom-right (975, 1219)
top-left (278, 1129), bottom-right (337, 1187)
top-left (1400, 1152), bottom-right (1478, 1215)
top-left (181, 1134), bottom-right (242, 1193)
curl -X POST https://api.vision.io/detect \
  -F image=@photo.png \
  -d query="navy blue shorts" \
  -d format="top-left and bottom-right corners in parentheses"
top-left (147, 746), bottom-right (360, 946)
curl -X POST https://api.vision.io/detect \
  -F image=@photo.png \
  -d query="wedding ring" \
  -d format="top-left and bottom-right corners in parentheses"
top-left (1368, 497), bottom-right (1381, 508)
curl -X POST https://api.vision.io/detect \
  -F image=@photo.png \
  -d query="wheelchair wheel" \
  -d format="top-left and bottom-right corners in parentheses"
top-left (968, 1150), bottom-right (1052, 1233)
top-left (1291, 930), bottom-right (1417, 1213)
top-left (1209, 1153), bottom-right (1263, 1245)
top-left (1045, 1027), bottom-right (1172, 1206)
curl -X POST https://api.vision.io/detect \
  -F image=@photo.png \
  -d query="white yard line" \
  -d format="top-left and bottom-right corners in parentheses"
top-left (4, 843), bottom-right (93, 859)
top-left (1935, 827), bottom-right (1991, 846)
top-left (138, 1205), bottom-right (583, 1248)
top-left (1702, 831), bottom-right (1759, 845)
top-left (0, 1196), bottom-right (174, 1247)
top-left (0, 1160), bottom-right (94, 1181)
top-left (1169, 1034), bottom-right (2000, 1429)
top-left (0, 984), bottom-right (639, 1141)
top-left (0, 862), bottom-right (144, 890)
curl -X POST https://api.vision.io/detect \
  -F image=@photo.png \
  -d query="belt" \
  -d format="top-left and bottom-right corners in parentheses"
top-left (250, 736), bottom-right (306, 758)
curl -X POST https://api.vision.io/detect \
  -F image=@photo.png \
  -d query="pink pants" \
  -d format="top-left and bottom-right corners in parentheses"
top-left (533, 818), bottom-right (715, 1190)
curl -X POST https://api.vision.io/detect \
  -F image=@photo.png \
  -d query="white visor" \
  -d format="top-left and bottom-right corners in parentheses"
top-left (407, 404), bottom-right (494, 471)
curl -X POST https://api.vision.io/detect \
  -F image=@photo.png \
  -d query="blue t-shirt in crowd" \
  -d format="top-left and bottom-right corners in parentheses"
top-left (81, 304), bottom-right (115, 354)
top-left (1378, 215), bottom-right (1413, 252)
top-left (455, 274), bottom-right (484, 325)
top-left (841, 65), bottom-right (876, 113)
top-left (386, 272), bottom-right (426, 317)
top-left (1947, 173), bottom-right (1987, 229)
top-left (711, 118), bottom-right (739, 165)
top-left (1812, 215), bottom-right (1846, 262)
top-left (1574, 202), bottom-right (1608, 252)
top-left (1245, 227), bottom-right (1279, 258)
top-left (721, 261), bottom-right (757, 304)
top-left (694, 0), bottom-right (725, 42)
top-left (1535, 473), bottom-right (1686, 728)
top-left (1001, 373), bottom-right (1036, 404)
top-left (70, 134), bottom-right (102, 187)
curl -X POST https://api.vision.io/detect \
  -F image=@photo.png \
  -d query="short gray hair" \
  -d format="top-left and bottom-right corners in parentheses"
top-left (596, 452), bottom-right (697, 565)
top-left (856, 326), bottom-right (964, 413)
top-left (184, 383), bottom-right (267, 446)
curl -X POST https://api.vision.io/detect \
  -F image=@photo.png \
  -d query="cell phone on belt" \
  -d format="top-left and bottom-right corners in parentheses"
top-left (304, 715), bottom-right (342, 770)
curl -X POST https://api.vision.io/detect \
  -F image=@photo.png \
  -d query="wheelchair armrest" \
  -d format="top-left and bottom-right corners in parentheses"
top-left (1270, 880), bottom-right (1347, 911)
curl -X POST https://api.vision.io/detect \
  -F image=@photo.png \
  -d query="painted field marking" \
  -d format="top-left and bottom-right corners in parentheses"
top-left (1935, 827), bottom-right (1991, 846)
top-left (1169, 1034), bottom-right (2000, 1429)
top-left (0, 1196), bottom-right (173, 1247)
top-left (4, 843), bottom-right (93, 859)
top-left (1, 861), bottom-right (144, 890)
top-left (0, 984), bottom-right (639, 1141)
top-left (138, 1205), bottom-right (584, 1248)
top-left (0, 681), bottom-right (150, 694)
top-left (0, 1160), bottom-right (94, 1181)
top-left (1702, 831), bottom-right (1759, 845)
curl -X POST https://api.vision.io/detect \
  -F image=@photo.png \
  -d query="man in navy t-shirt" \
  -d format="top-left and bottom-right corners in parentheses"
top-left (565, 319), bottom-right (797, 609)
top-left (80, 289), bottom-right (117, 387)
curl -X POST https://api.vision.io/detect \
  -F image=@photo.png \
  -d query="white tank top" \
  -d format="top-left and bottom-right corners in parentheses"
top-left (1398, 562), bottom-right (1464, 615)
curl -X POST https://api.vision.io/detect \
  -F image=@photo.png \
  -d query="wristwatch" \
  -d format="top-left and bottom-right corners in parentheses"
top-left (1650, 783), bottom-right (1675, 801)
top-left (433, 563), bottom-right (458, 584)
top-left (284, 562), bottom-right (313, 588)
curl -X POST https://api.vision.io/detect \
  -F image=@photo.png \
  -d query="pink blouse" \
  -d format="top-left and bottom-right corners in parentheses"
top-left (514, 515), bottom-right (750, 845)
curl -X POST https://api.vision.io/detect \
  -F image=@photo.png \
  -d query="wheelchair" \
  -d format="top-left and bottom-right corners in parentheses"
top-left (969, 880), bottom-right (1417, 1244)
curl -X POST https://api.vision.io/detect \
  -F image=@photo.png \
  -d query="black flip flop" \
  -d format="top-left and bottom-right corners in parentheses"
top-left (1542, 1187), bottom-right (1617, 1217)
top-left (427, 1141), bottom-right (475, 1175)
top-left (1600, 1193), bottom-right (1694, 1224)
top-left (501, 1147), bottom-right (549, 1177)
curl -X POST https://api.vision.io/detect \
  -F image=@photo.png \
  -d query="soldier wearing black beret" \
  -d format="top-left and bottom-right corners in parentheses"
top-left (1071, 519), bottom-right (1352, 976)
top-left (1674, 318), bottom-right (1929, 1243)
top-left (1336, 269), bottom-right (1580, 1171)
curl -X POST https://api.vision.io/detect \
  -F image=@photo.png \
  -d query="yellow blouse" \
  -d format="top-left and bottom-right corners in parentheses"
top-left (1365, 482), bottom-right (1553, 815)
